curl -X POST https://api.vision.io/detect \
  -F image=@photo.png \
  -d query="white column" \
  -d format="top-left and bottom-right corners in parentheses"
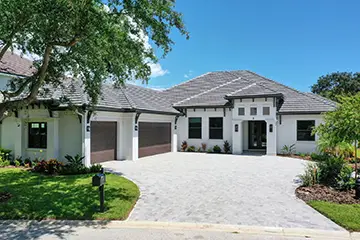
top-left (14, 119), bottom-right (23, 158)
top-left (82, 112), bottom-right (91, 167)
top-left (131, 115), bottom-right (139, 161)
top-left (172, 118), bottom-right (178, 152)
top-left (232, 120), bottom-right (243, 154)
top-left (266, 119), bottom-right (277, 155)
top-left (46, 118), bottom-right (59, 160)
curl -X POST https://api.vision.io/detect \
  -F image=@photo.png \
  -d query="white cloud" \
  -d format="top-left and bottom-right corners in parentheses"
top-left (148, 62), bottom-right (169, 78)
top-left (184, 70), bottom-right (193, 78)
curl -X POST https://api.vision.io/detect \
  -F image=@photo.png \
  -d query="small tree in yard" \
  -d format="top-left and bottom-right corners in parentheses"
top-left (314, 93), bottom-right (360, 178)
top-left (0, 0), bottom-right (188, 120)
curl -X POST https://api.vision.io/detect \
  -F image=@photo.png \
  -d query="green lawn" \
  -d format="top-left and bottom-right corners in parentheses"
top-left (0, 168), bottom-right (139, 220)
top-left (309, 201), bottom-right (360, 231)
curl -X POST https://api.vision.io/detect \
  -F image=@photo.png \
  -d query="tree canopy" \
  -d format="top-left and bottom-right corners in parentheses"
top-left (311, 72), bottom-right (360, 102)
top-left (314, 93), bottom-right (360, 175)
top-left (0, 0), bottom-right (188, 118)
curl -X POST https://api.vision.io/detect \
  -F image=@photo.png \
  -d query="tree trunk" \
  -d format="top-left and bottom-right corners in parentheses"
top-left (0, 42), bottom-right (11, 60)
top-left (356, 140), bottom-right (358, 179)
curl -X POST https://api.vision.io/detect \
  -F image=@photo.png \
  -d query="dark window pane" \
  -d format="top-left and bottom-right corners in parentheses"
top-left (238, 108), bottom-right (245, 116)
top-left (297, 120), bottom-right (315, 141)
top-left (250, 107), bottom-right (257, 115)
top-left (209, 118), bottom-right (223, 139)
top-left (28, 122), bottom-right (47, 148)
top-left (189, 118), bottom-right (202, 139)
top-left (263, 107), bottom-right (270, 115)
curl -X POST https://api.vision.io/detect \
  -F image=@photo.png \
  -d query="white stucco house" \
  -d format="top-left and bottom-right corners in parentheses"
top-left (0, 52), bottom-right (336, 166)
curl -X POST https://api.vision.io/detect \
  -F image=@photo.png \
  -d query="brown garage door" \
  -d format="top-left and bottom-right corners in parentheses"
top-left (139, 122), bottom-right (171, 158)
top-left (91, 121), bottom-right (117, 164)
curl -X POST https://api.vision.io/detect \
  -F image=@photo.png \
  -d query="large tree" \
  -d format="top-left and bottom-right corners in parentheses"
top-left (314, 93), bottom-right (360, 178)
top-left (311, 72), bottom-right (360, 101)
top-left (0, 0), bottom-right (188, 118)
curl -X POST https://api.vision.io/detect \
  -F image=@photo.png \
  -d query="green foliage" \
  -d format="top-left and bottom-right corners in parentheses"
top-left (317, 138), bottom-right (354, 158)
top-left (196, 147), bottom-right (202, 152)
top-left (336, 165), bottom-right (355, 191)
top-left (65, 154), bottom-right (84, 168)
top-left (14, 160), bottom-right (20, 167)
top-left (0, 168), bottom-right (140, 220)
top-left (311, 72), bottom-right (360, 102)
top-left (0, 0), bottom-right (188, 116)
top-left (61, 154), bottom-right (102, 175)
top-left (223, 141), bottom-right (231, 154)
top-left (0, 158), bottom-right (10, 167)
top-left (298, 163), bottom-right (320, 187)
top-left (0, 148), bottom-right (12, 161)
top-left (89, 164), bottom-right (102, 173)
top-left (186, 146), bottom-right (195, 152)
top-left (310, 153), bottom-right (329, 162)
top-left (213, 145), bottom-right (221, 153)
top-left (181, 141), bottom-right (188, 152)
top-left (24, 158), bottom-right (32, 167)
top-left (281, 144), bottom-right (295, 155)
top-left (207, 148), bottom-right (213, 153)
top-left (317, 156), bottom-right (346, 186)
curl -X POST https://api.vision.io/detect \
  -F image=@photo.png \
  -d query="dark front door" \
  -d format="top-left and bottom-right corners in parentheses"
top-left (139, 122), bottom-right (171, 158)
top-left (248, 121), bottom-right (266, 149)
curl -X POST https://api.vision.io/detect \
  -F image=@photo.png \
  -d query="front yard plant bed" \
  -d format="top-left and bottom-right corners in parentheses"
top-left (296, 185), bottom-right (360, 231)
top-left (0, 168), bottom-right (140, 220)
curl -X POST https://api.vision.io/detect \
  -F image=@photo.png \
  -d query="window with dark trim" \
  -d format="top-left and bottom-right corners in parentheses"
top-left (28, 122), bottom-right (47, 148)
top-left (209, 117), bottom-right (223, 139)
top-left (263, 107), bottom-right (270, 115)
top-left (188, 118), bottom-right (202, 139)
top-left (250, 107), bottom-right (257, 115)
top-left (297, 120), bottom-right (315, 141)
top-left (238, 107), bottom-right (245, 116)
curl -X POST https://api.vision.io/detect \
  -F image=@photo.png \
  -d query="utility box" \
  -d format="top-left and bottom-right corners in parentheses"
top-left (92, 173), bottom-right (106, 187)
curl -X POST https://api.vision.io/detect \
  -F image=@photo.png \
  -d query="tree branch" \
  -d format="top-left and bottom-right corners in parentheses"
top-left (0, 42), bottom-right (11, 60)
top-left (50, 37), bottom-right (80, 47)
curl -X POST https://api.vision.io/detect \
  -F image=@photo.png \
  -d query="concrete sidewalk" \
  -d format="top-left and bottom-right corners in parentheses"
top-left (0, 220), bottom-right (358, 240)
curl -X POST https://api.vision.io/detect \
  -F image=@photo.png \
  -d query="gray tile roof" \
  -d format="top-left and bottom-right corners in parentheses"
top-left (0, 51), bottom-right (34, 77)
top-left (164, 70), bottom-right (336, 113)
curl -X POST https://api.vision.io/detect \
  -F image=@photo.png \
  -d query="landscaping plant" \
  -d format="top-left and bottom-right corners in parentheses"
top-left (186, 146), bottom-right (196, 152)
top-left (337, 165), bottom-right (356, 191)
top-left (223, 141), bottom-right (231, 154)
top-left (298, 163), bottom-right (319, 187)
top-left (181, 141), bottom-right (188, 152)
top-left (317, 155), bottom-right (346, 187)
top-left (213, 145), bottom-right (221, 153)
top-left (33, 159), bottom-right (63, 175)
top-left (201, 143), bottom-right (207, 152)
top-left (281, 144), bottom-right (295, 155)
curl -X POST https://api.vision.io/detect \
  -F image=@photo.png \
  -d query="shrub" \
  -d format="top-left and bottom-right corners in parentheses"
top-left (317, 155), bottom-right (346, 186)
top-left (213, 145), bottom-right (221, 153)
top-left (196, 147), bottom-right (202, 152)
top-left (181, 141), bottom-right (188, 151)
top-left (317, 138), bottom-right (354, 158)
top-left (207, 148), bottom-right (212, 153)
top-left (310, 153), bottom-right (328, 162)
top-left (337, 165), bottom-right (355, 191)
top-left (201, 143), bottom-right (207, 152)
top-left (14, 160), bottom-right (20, 167)
top-left (223, 141), bottom-right (231, 154)
top-left (33, 159), bottom-right (63, 175)
top-left (24, 158), bottom-right (33, 167)
top-left (298, 163), bottom-right (319, 187)
top-left (281, 144), bottom-right (295, 155)
top-left (186, 146), bottom-right (195, 152)
top-left (89, 164), bottom-right (102, 173)
top-left (0, 148), bottom-right (13, 161)
top-left (0, 157), bottom-right (10, 167)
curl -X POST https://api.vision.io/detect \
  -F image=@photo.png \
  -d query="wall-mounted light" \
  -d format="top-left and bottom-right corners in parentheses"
top-left (235, 124), bottom-right (238, 132)
top-left (269, 124), bottom-right (273, 133)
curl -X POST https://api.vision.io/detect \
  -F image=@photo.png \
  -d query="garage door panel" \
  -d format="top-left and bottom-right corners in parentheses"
top-left (91, 121), bottom-right (117, 164)
top-left (139, 122), bottom-right (171, 158)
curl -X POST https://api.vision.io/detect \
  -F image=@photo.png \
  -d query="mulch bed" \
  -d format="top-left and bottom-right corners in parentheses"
top-left (0, 192), bottom-right (12, 203)
top-left (278, 154), bottom-right (312, 161)
top-left (296, 185), bottom-right (360, 204)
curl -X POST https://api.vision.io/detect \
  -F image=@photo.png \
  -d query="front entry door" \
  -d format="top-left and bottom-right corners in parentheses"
top-left (249, 121), bottom-right (266, 149)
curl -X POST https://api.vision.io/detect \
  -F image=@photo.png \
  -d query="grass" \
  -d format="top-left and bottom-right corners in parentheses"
top-left (0, 168), bottom-right (140, 220)
top-left (309, 201), bottom-right (360, 231)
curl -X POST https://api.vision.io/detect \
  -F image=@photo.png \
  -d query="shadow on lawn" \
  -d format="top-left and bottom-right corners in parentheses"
top-left (0, 170), bottom-right (135, 220)
top-left (0, 220), bottom-right (110, 240)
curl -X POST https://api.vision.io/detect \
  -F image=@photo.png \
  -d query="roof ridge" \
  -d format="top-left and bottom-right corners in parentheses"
top-left (174, 76), bottom-right (242, 105)
top-left (244, 70), bottom-right (335, 107)
top-left (304, 92), bottom-right (337, 107)
top-left (164, 72), bottom-right (212, 91)
top-left (119, 85), bottom-right (137, 109)
top-left (227, 82), bottom-right (257, 96)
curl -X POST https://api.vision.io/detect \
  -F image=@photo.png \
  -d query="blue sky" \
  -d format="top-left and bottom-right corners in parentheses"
top-left (143, 0), bottom-right (360, 92)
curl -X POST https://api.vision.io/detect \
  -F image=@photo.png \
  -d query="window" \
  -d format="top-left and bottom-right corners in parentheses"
top-left (238, 107), bottom-right (245, 115)
top-left (250, 107), bottom-right (257, 115)
top-left (297, 120), bottom-right (315, 141)
top-left (188, 118), bottom-right (202, 139)
top-left (28, 122), bottom-right (47, 148)
top-left (263, 107), bottom-right (270, 115)
top-left (209, 117), bottom-right (223, 139)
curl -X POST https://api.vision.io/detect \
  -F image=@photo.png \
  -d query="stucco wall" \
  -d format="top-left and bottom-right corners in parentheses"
top-left (177, 108), bottom-right (232, 151)
top-left (277, 114), bottom-right (324, 154)
top-left (59, 111), bottom-right (82, 160)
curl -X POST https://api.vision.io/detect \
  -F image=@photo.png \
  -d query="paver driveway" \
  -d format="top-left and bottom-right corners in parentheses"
top-left (102, 153), bottom-right (343, 231)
